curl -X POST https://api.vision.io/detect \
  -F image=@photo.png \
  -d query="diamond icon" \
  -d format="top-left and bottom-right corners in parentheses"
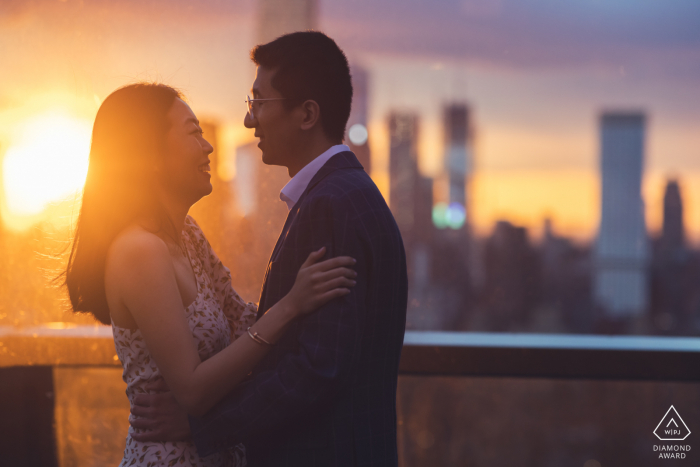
top-left (654, 406), bottom-right (691, 441)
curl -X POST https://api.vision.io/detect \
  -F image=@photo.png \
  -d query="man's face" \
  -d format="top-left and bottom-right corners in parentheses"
top-left (244, 66), bottom-right (298, 167)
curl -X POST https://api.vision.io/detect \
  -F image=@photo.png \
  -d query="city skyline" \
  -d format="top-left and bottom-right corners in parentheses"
top-left (1, 0), bottom-right (699, 338)
top-left (1, 1), bottom-right (699, 242)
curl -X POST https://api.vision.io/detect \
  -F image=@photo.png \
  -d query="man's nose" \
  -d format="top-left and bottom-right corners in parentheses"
top-left (243, 111), bottom-right (256, 129)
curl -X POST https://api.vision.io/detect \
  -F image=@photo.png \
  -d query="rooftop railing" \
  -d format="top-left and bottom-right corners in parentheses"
top-left (5, 326), bottom-right (700, 379)
top-left (2, 325), bottom-right (700, 466)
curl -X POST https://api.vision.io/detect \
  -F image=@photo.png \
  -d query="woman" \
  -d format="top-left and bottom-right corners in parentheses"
top-left (64, 83), bottom-right (357, 466)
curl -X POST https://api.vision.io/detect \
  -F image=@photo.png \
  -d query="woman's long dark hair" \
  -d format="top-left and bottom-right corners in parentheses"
top-left (64, 83), bottom-right (182, 324)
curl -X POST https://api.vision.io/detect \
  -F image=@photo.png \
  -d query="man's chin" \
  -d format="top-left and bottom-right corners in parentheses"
top-left (261, 151), bottom-right (282, 167)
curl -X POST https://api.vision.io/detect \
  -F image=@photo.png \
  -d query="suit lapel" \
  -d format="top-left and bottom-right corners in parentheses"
top-left (256, 207), bottom-right (299, 319)
top-left (255, 151), bottom-right (364, 320)
top-left (271, 205), bottom-right (299, 262)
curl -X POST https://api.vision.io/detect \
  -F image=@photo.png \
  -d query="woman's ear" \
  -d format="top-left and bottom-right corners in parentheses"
top-left (299, 100), bottom-right (321, 131)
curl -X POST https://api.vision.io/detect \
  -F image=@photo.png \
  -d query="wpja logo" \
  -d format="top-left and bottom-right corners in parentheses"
top-left (653, 405), bottom-right (691, 459)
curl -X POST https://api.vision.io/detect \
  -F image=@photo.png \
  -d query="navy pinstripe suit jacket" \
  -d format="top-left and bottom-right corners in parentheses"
top-left (190, 151), bottom-right (408, 466)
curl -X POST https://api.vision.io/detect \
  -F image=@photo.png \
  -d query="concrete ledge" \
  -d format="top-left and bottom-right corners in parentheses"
top-left (3, 326), bottom-right (700, 381)
top-left (0, 325), bottom-right (119, 368)
top-left (400, 331), bottom-right (700, 381)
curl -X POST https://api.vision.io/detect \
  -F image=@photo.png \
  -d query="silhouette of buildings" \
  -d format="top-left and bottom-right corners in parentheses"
top-left (389, 112), bottom-right (421, 243)
top-left (386, 105), bottom-right (477, 330)
top-left (593, 112), bottom-right (649, 324)
top-left (541, 219), bottom-right (593, 333)
top-left (650, 179), bottom-right (700, 334)
top-left (198, 62), bottom-right (700, 338)
top-left (661, 179), bottom-right (684, 252)
top-left (481, 221), bottom-right (541, 331)
top-left (387, 112), bottom-right (466, 330)
top-left (388, 112), bottom-right (435, 285)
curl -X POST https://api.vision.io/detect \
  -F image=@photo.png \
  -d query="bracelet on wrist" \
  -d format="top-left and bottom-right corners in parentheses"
top-left (247, 327), bottom-right (275, 346)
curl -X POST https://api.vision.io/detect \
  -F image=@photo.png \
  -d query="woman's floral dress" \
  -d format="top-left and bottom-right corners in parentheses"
top-left (112, 216), bottom-right (258, 467)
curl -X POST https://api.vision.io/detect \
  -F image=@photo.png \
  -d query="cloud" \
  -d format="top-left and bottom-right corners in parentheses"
top-left (2, 0), bottom-right (699, 81)
top-left (321, 0), bottom-right (700, 80)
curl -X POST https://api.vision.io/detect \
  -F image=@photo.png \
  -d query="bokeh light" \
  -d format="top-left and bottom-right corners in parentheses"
top-left (432, 202), bottom-right (449, 229)
top-left (348, 123), bottom-right (369, 145)
top-left (432, 202), bottom-right (466, 230)
top-left (446, 202), bottom-right (466, 229)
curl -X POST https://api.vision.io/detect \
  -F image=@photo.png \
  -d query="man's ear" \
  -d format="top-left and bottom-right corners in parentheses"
top-left (299, 100), bottom-right (321, 131)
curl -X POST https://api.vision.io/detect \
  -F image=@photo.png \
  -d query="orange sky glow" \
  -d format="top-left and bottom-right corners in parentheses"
top-left (1, 1), bottom-right (699, 244)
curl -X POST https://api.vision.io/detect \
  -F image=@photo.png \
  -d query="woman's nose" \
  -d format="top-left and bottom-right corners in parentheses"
top-left (203, 138), bottom-right (214, 155)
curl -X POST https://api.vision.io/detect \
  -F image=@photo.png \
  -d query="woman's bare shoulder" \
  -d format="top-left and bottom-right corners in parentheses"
top-left (105, 226), bottom-right (173, 328)
top-left (107, 225), bottom-right (170, 270)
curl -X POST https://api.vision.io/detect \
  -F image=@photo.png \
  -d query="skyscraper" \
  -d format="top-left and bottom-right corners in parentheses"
top-left (651, 178), bottom-right (690, 333)
top-left (482, 221), bottom-right (540, 330)
top-left (387, 113), bottom-right (435, 279)
top-left (256, 0), bottom-right (317, 43)
top-left (661, 179), bottom-right (684, 252)
top-left (442, 104), bottom-right (473, 216)
top-left (346, 64), bottom-right (371, 172)
top-left (389, 112), bottom-right (420, 244)
top-left (594, 112), bottom-right (649, 319)
top-left (389, 112), bottom-right (446, 329)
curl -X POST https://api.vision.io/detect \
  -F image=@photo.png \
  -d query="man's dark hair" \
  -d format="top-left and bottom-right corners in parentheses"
top-left (251, 31), bottom-right (353, 143)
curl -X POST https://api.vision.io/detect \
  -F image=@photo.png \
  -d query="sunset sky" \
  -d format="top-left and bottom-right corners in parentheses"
top-left (1, 0), bottom-right (699, 241)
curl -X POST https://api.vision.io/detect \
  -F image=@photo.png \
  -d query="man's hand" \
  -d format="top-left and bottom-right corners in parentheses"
top-left (130, 378), bottom-right (191, 442)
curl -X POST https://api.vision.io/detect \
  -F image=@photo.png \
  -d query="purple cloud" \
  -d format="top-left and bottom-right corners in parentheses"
top-left (321, 0), bottom-right (700, 79)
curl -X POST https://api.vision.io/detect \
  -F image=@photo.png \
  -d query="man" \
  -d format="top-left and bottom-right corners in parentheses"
top-left (132, 31), bottom-right (408, 466)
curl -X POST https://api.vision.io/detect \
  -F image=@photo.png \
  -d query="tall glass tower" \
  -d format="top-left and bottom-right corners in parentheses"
top-left (442, 104), bottom-right (473, 222)
top-left (594, 112), bottom-right (649, 318)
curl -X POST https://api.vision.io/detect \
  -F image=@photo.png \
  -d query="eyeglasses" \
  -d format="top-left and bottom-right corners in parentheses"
top-left (245, 95), bottom-right (288, 119)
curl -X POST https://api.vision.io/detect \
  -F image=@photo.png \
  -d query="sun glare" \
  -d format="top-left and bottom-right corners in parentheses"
top-left (2, 112), bottom-right (91, 226)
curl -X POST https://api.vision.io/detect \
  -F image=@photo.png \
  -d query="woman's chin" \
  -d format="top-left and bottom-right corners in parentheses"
top-left (189, 182), bottom-right (213, 203)
top-left (197, 172), bottom-right (213, 191)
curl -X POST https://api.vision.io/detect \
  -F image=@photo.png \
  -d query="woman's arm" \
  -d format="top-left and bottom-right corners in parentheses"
top-left (109, 231), bottom-right (355, 417)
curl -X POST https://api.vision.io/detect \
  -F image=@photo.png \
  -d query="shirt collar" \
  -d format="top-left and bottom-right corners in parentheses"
top-left (280, 144), bottom-right (350, 211)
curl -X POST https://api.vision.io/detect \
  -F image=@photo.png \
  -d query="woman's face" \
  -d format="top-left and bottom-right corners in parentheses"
top-left (161, 98), bottom-right (214, 204)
